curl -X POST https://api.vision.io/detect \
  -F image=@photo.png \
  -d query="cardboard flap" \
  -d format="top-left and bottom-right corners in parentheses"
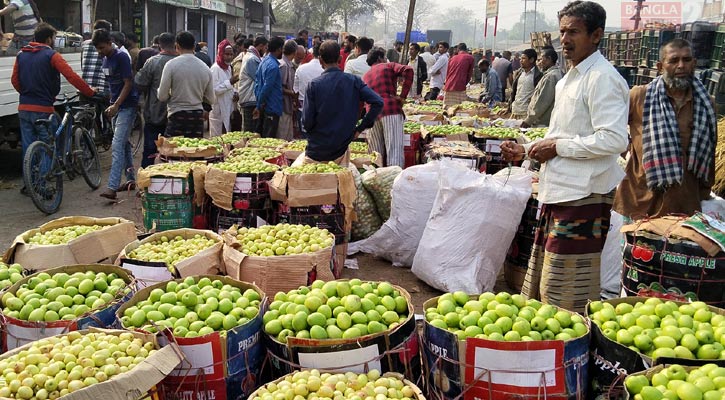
top-left (67, 221), bottom-right (136, 264)
top-left (204, 166), bottom-right (237, 211)
top-left (192, 164), bottom-right (207, 206)
top-left (622, 216), bottom-right (722, 256)
top-left (269, 171), bottom-right (289, 202)
top-left (136, 162), bottom-right (200, 190)
top-left (156, 136), bottom-right (221, 158)
top-left (286, 173), bottom-right (340, 207)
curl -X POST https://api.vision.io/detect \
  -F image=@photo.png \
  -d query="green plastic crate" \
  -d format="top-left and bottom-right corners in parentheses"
top-left (142, 193), bottom-right (193, 231)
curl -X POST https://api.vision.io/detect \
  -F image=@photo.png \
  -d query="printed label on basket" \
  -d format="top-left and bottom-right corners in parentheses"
top-left (122, 262), bottom-right (175, 287)
top-left (5, 323), bottom-right (70, 351)
top-left (149, 178), bottom-right (187, 195)
top-left (485, 139), bottom-right (504, 154)
top-left (162, 376), bottom-right (228, 400)
top-left (464, 338), bottom-right (566, 399)
top-left (234, 177), bottom-right (253, 193)
top-left (169, 340), bottom-right (219, 377)
top-left (404, 134), bottom-right (411, 147)
top-left (297, 344), bottom-right (382, 373)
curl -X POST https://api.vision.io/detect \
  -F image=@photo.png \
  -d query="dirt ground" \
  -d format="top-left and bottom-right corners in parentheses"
top-left (0, 145), bottom-right (512, 312)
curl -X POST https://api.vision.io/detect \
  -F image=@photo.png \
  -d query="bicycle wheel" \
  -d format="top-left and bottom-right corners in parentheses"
top-left (23, 141), bottom-right (63, 214)
top-left (130, 111), bottom-right (144, 156)
top-left (73, 127), bottom-right (102, 189)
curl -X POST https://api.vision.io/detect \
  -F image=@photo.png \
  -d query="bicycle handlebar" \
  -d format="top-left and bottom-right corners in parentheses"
top-left (55, 93), bottom-right (80, 104)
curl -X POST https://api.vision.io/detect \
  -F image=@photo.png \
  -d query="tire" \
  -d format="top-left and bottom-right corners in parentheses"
top-left (73, 127), bottom-right (102, 189)
top-left (77, 112), bottom-right (105, 153)
top-left (130, 111), bottom-right (144, 156)
top-left (23, 141), bottom-right (63, 214)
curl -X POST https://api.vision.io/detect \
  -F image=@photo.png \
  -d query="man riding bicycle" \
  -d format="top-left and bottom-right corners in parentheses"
top-left (11, 23), bottom-right (97, 196)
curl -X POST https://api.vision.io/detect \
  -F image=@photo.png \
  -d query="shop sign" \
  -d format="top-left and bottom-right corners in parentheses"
top-left (152, 0), bottom-right (199, 8)
top-left (621, 1), bottom-right (682, 30)
top-left (486, 0), bottom-right (499, 18)
top-left (200, 0), bottom-right (226, 12)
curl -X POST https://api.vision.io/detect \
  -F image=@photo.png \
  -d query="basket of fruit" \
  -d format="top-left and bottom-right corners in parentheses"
top-left (269, 163), bottom-right (356, 212)
top-left (156, 136), bottom-right (224, 160)
top-left (0, 328), bottom-right (182, 400)
top-left (261, 279), bottom-right (420, 381)
top-left (623, 363), bottom-right (724, 400)
top-left (219, 130), bottom-right (259, 149)
top-left (222, 224), bottom-right (337, 295)
top-left (117, 229), bottom-right (223, 286)
top-left (247, 137), bottom-right (289, 150)
top-left (117, 275), bottom-right (266, 394)
top-left (421, 291), bottom-right (589, 400)
top-left (4, 216), bottom-right (137, 271)
top-left (0, 261), bottom-right (25, 292)
top-left (228, 146), bottom-right (284, 163)
top-left (248, 370), bottom-right (426, 400)
top-left (453, 101), bottom-right (490, 118)
top-left (424, 141), bottom-right (485, 171)
top-left (137, 161), bottom-right (205, 199)
top-left (587, 297), bottom-right (725, 399)
top-left (420, 125), bottom-right (472, 143)
top-left (205, 159), bottom-right (280, 211)
top-left (0, 264), bottom-right (135, 351)
top-left (282, 140), bottom-right (308, 163)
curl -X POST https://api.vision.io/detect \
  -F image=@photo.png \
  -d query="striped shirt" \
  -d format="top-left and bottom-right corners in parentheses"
top-left (81, 39), bottom-right (107, 91)
top-left (9, 0), bottom-right (38, 39)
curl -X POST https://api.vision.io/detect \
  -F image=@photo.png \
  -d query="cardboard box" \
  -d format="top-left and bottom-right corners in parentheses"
top-left (1, 264), bottom-right (135, 351)
top-left (116, 276), bottom-right (265, 386)
top-left (117, 229), bottom-right (223, 283)
top-left (4, 216), bottom-right (137, 271)
top-left (205, 166), bottom-right (277, 211)
top-left (156, 136), bottom-right (223, 159)
top-left (0, 328), bottom-right (182, 400)
top-left (423, 296), bottom-right (589, 400)
top-left (137, 162), bottom-right (206, 202)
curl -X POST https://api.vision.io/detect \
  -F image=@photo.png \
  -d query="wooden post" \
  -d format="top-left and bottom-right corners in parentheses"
top-left (400, 0), bottom-right (416, 63)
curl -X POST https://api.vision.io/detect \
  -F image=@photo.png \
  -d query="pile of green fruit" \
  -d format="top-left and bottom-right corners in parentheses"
top-left (425, 125), bottom-right (471, 136)
top-left (168, 137), bottom-right (222, 151)
top-left (285, 140), bottom-right (308, 151)
top-left (351, 151), bottom-right (380, 162)
top-left (426, 291), bottom-right (588, 341)
top-left (248, 138), bottom-right (288, 148)
top-left (120, 276), bottom-right (261, 337)
top-left (263, 279), bottom-right (410, 343)
top-left (0, 330), bottom-right (158, 399)
top-left (473, 127), bottom-right (520, 139)
top-left (589, 298), bottom-right (725, 360)
top-left (285, 162), bottom-right (344, 174)
top-left (142, 161), bottom-right (197, 175)
top-left (625, 363), bottom-right (725, 400)
top-left (228, 147), bottom-right (282, 161)
top-left (250, 370), bottom-right (419, 400)
top-left (220, 131), bottom-right (257, 144)
top-left (412, 105), bottom-right (441, 113)
top-left (525, 128), bottom-right (548, 141)
top-left (212, 159), bottom-right (279, 174)
top-left (403, 122), bottom-right (421, 134)
top-left (0, 262), bottom-right (24, 290)
top-left (458, 101), bottom-right (480, 110)
top-left (234, 224), bottom-right (334, 257)
top-left (349, 142), bottom-right (369, 153)
top-left (27, 225), bottom-right (107, 245)
top-left (1, 270), bottom-right (130, 322)
top-left (126, 234), bottom-right (218, 268)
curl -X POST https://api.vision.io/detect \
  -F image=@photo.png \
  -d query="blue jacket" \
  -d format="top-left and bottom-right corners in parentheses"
top-left (302, 67), bottom-right (383, 161)
top-left (253, 55), bottom-right (283, 116)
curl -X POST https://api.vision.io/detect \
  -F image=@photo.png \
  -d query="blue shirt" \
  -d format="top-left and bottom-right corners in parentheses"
top-left (253, 55), bottom-right (283, 116)
top-left (103, 49), bottom-right (138, 109)
top-left (482, 68), bottom-right (502, 106)
top-left (302, 67), bottom-right (383, 161)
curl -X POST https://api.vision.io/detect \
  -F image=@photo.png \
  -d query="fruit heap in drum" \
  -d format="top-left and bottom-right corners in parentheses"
top-left (126, 234), bottom-right (218, 270)
top-left (589, 298), bottom-right (725, 360)
top-left (1, 271), bottom-right (130, 322)
top-left (625, 363), bottom-right (725, 400)
top-left (0, 262), bottom-right (24, 290)
top-left (284, 162), bottom-right (344, 174)
top-left (263, 280), bottom-right (409, 342)
top-left (120, 277), bottom-right (261, 338)
top-left (235, 224), bottom-right (335, 257)
top-left (212, 159), bottom-right (279, 173)
top-left (348, 142), bottom-right (368, 154)
top-left (251, 370), bottom-right (418, 400)
top-left (426, 291), bottom-right (588, 341)
top-left (228, 147), bottom-right (282, 161)
top-left (26, 225), bottom-right (106, 245)
top-left (0, 331), bottom-right (158, 399)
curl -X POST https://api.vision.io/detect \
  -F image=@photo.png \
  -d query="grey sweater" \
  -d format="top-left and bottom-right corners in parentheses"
top-left (158, 53), bottom-right (216, 116)
top-left (135, 53), bottom-right (176, 125)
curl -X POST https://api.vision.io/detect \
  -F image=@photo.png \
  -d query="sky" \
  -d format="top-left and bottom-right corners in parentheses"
top-left (435, 0), bottom-right (717, 32)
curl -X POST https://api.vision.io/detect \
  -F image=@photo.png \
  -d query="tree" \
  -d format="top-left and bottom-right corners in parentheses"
top-left (506, 10), bottom-right (557, 45)
top-left (431, 7), bottom-right (476, 47)
top-left (387, 0), bottom-right (437, 32)
top-left (272, 0), bottom-right (383, 31)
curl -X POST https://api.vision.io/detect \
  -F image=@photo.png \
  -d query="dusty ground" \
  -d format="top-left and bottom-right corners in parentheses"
top-left (0, 145), bottom-right (511, 312)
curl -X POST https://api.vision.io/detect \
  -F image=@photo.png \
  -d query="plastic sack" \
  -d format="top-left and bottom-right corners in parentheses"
top-left (411, 166), bottom-right (532, 293)
top-left (702, 193), bottom-right (725, 219)
top-left (600, 210), bottom-right (624, 300)
top-left (361, 166), bottom-right (403, 221)
top-left (350, 167), bottom-right (383, 241)
top-left (353, 161), bottom-right (457, 267)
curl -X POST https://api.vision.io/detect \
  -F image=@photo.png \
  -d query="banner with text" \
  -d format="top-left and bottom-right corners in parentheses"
top-left (486, 0), bottom-right (499, 18)
top-left (621, 1), bottom-right (682, 30)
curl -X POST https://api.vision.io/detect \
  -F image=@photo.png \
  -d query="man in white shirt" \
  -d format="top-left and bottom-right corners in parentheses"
top-left (501, 0), bottom-right (629, 311)
top-left (509, 48), bottom-right (542, 119)
top-left (420, 45), bottom-right (436, 74)
top-left (424, 41), bottom-right (449, 101)
top-left (294, 43), bottom-right (324, 134)
top-left (344, 37), bottom-right (373, 78)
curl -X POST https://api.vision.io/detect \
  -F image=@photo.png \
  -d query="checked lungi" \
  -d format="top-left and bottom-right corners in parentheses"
top-left (443, 90), bottom-right (469, 107)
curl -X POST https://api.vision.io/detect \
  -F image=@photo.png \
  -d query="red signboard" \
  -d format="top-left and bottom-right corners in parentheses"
top-left (621, 1), bottom-right (682, 30)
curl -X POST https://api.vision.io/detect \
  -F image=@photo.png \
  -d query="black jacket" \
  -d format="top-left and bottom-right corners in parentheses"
top-left (413, 55), bottom-right (428, 96)
top-left (510, 66), bottom-right (543, 106)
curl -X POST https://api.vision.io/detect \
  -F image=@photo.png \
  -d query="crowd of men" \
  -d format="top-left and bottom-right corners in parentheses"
top-left (9, 0), bottom-right (719, 311)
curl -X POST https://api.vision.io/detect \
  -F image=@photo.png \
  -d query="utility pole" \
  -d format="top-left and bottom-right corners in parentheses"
top-left (401, 0), bottom-right (416, 64)
top-left (263, 0), bottom-right (271, 37)
top-left (533, 0), bottom-right (538, 33)
top-left (632, 0), bottom-right (646, 30)
top-left (473, 19), bottom-right (477, 49)
top-left (522, 0), bottom-right (527, 43)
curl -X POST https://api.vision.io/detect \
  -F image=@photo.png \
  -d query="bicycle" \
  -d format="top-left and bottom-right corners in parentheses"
top-left (75, 94), bottom-right (144, 156)
top-left (23, 93), bottom-right (102, 214)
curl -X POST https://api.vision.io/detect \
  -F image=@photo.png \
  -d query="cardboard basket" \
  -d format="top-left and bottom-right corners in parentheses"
top-left (137, 161), bottom-right (207, 206)
top-left (156, 136), bottom-right (223, 159)
top-left (586, 297), bottom-right (725, 400)
top-left (0, 328), bottom-right (182, 400)
top-left (422, 295), bottom-right (590, 400)
top-left (263, 281), bottom-right (421, 385)
top-left (0, 264), bottom-right (135, 351)
top-left (205, 165), bottom-right (277, 211)
top-left (116, 276), bottom-right (266, 391)
top-left (4, 216), bottom-right (137, 271)
top-left (117, 229), bottom-right (223, 287)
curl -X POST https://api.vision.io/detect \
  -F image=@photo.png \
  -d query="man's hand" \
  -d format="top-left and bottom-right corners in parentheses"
top-left (500, 141), bottom-right (526, 162)
top-left (394, 96), bottom-right (404, 106)
top-left (232, 93), bottom-right (239, 103)
top-left (230, 74), bottom-right (239, 85)
top-left (252, 108), bottom-right (260, 119)
top-left (528, 138), bottom-right (558, 163)
top-left (104, 104), bottom-right (119, 118)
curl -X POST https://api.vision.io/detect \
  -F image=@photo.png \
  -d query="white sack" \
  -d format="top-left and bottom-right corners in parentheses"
top-left (600, 210), bottom-right (624, 300)
top-left (411, 166), bottom-right (532, 293)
